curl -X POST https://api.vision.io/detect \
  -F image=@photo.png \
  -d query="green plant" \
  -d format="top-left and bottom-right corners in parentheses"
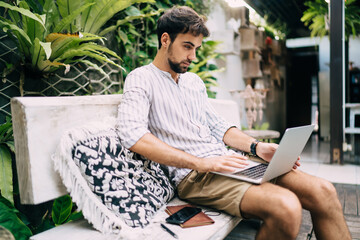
top-left (189, 40), bottom-right (224, 98)
top-left (51, 195), bottom-right (83, 226)
top-left (116, 4), bottom-right (161, 74)
top-left (0, 1), bottom-right (122, 75)
top-left (301, 0), bottom-right (360, 39)
top-left (0, 196), bottom-right (32, 240)
top-left (115, 1), bottom-right (223, 97)
top-left (0, 0), bottom-right (158, 96)
top-left (0, 117), bottom-right (14, 205)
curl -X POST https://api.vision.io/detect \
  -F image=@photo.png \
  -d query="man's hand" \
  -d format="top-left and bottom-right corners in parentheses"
top-left (198, 154), bottom-right (249, 173)
top-left (256, 142), bottom-right (277, 162)
top-left (256, 142), bottom-right (301, 169)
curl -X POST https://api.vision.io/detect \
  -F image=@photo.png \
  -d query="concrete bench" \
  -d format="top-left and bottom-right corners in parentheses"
top-left (11, 95), bottom-right (242, 240)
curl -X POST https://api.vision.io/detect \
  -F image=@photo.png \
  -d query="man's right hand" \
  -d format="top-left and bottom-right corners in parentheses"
top-left (197, 154), bottom-right (249, 173)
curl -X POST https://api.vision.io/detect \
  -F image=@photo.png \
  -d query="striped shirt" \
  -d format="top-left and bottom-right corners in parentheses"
top-left (117, 63), bottom-right (234, 185)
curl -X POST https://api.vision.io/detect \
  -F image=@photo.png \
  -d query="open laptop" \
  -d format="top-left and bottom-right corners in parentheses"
top-left (214, 125), bottom-right (315, 184)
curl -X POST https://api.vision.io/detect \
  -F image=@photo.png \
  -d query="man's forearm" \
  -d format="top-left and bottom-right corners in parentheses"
top-left (223, 127), bottom-right (256, 153)
top-left (129, 133), bottom-right (202, 170)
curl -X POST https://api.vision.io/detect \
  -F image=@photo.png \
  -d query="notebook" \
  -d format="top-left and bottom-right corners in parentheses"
top-left (214, 125), bottom-right (315, 184)
top-left (165, 204), bottom-right (214, 228)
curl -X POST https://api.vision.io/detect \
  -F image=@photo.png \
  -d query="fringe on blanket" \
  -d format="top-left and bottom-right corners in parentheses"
top-left (52, 117), bottom-right (155, 239)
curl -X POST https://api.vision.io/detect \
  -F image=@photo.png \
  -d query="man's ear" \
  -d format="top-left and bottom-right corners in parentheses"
top-left (161, 33), bottom-right (170, 48)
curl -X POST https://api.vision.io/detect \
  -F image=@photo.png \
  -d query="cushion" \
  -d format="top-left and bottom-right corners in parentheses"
top-left (53, 117), bottom-right (175, 235)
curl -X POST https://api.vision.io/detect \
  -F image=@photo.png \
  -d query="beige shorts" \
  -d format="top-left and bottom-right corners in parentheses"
top-left (177, 171), bottom-right (253, 218)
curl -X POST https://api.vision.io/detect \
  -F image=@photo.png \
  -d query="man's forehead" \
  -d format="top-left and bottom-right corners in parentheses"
top-left (176, 32), bottom-right (203, 46)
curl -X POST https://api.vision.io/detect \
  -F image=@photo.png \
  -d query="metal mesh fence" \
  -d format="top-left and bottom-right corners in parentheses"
top-left (0, 33), bottom-right (124, 123)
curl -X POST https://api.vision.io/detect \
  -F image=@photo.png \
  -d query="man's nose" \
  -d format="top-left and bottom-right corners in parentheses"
top-left (188, 49), bottom-right (197, 61)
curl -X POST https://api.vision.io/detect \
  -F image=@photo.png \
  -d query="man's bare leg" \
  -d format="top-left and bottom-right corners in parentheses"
top-left (276, 170), bottom-right (351, 240)
top-left (240, 183), bottom-right (303, 240)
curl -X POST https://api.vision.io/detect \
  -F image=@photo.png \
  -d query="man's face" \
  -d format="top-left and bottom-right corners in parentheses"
top-left (166, 32), bottom-right (203, 74)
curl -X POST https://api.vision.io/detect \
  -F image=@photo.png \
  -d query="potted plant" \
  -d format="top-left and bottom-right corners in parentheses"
top-left (0, 0), bottom-right (158, 96)
top-left (301, 0), bottom-right (360, 39)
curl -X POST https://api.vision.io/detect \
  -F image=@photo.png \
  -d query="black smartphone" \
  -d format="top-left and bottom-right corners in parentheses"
top-left (166, 207), bottom-right (202, 225)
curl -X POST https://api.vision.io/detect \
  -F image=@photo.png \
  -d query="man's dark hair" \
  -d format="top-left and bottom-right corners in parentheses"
top-left (157, 6), bottom-right (210, 49)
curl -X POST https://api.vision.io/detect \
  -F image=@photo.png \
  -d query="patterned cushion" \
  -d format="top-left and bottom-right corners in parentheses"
top-left (53, 118), bottom-right (175, 234)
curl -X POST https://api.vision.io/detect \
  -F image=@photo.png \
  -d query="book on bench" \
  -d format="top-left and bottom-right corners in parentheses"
top-left (165, 204), bottom-right (215, 228)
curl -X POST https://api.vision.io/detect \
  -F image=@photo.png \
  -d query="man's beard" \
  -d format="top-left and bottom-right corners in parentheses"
top-left (167, 43), bottom-right (191, 73)
top-left (168, 58), bottom-right (189, 74)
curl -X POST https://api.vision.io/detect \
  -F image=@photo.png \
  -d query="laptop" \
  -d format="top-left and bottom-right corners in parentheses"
top-left (214, 125), bottom-right (315, 184)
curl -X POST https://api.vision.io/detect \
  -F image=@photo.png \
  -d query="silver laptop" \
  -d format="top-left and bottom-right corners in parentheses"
top-left (214, 125), bottom-right (315, 184)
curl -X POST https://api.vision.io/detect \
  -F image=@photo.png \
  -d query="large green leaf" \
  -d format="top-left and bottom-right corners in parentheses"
top-left (52, 195), bottom-right (73, 225)
top-left (56, 0), bottom-right (83, 32)
top-left (43, 0), bottom-right (61, 34)
top-left (77, 59), bottom-right (108, 77)
top-left (81, 0), bottom-right (154, 34)
top-left (0, 17), bottom-right (32, 58)
top-left (53, 2), bottom-right (94, 33)
top-left (98, 9), bottom-right (162, 36)
top-left (0, 145), bottom-right (13, 205)
top-left (57, 46), bottom-right (123, 70)
top-left (0, 1), bottom-right (45, 28)
top-left (46, 32), bottom-right (103, 59)
top-left (0, 201), bottom-right (32, 240)
top-left (0, 17), bottom-right (32, 47)
top-left (31, 38), bottom-right (50, 69)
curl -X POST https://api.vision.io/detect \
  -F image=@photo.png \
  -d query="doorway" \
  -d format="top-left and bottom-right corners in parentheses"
top-left (286, 47), bottom-right (319, 131)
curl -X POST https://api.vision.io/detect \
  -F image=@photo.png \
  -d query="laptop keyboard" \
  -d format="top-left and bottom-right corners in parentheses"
top-left (234, 163), bottom-right (268, 180)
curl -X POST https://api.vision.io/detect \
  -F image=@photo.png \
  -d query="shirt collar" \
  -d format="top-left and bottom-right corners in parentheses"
top-left (150, 63), bottom-right (182, 85)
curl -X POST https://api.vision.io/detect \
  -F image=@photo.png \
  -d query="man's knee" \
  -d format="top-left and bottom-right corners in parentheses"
top-left (311, 178), bottom-right (341, 210)
top-left (267, 191), bottom-right (302, 238)
top-left (275, 191), bottom-right (302, 220)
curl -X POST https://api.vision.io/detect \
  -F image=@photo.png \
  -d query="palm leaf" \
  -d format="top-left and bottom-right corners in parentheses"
top-left (43, 0), bottom-right (61, 33)
top-left (98, 9), bottom-right (162, 36)
top-left (78, 42), bottom-right (121, 60)
top-left (81, 0), bottom-right (154, 34)
top-left (20, 1), bottom-right (45, 43)
top-left (31, 38), bottom-right (46, 68)
top-left (53, 2), bottom-right (95, 33)
top-left (0, 1), bottom-right (45, 28)
top-left (46, 32), bottom-right (103, 59)
top-left (0, 17), bottom-right (32, 47)
top-left (56, 46), bottom-right (123, 71)
top-left (77, 59), bottom-right (108, 77)
top-left (189, 53), bottom-right (218, 73)
top-left (38, 60), bottom-right (68, 72)
top-left (56, 0), bottom-right (83, 32)
top-left (0, 145), bottom-right (13, 205)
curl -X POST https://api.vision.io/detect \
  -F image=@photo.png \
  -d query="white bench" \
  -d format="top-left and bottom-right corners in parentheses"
top-left (11, 95), bottom-right (242, 240)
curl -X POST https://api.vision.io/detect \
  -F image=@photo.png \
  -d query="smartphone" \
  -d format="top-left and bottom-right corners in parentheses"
top-left (166, 207), bottom-right (202, 225)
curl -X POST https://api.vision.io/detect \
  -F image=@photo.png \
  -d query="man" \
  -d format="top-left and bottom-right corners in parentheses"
top-left (117, 6), bottom-right (351, 240)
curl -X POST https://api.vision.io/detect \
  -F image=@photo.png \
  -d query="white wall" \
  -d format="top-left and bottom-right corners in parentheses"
top-left (206, 3), bottom-right (247, 126)
top-left (206, 3), bottom-right (245, 100)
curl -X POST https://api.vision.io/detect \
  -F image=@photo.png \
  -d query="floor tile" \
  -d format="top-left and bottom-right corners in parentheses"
top-left (317, 164), bottom-right (357, 184)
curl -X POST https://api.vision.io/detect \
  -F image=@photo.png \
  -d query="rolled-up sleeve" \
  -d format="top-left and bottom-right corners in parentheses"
top-left (117, 71), bottom-right (151, 149)
top-left (205, 98), bottom-right (234, 142)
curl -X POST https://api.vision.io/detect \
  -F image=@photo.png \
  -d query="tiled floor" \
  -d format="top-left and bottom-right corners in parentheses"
top-left (300, 134), bottom-right (360, 185)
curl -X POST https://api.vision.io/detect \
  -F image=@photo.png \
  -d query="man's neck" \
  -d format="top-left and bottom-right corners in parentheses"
top-left (153, 52), bottom-right (179, 83)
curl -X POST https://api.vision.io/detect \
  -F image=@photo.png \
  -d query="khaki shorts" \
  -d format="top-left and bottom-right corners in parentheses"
top-left (177, 171), bottom-right (253, 218)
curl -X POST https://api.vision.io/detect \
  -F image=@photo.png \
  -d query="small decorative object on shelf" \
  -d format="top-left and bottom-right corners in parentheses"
top-left (230, 85), bottom-right (268, 129)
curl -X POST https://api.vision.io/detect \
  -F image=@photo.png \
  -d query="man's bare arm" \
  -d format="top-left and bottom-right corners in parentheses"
top-left (223, 127), bottom-right (278, 163)
top-left (129, 133), bottom-right (248, 173)
top-left (223, 127), bottom-right (256, 153)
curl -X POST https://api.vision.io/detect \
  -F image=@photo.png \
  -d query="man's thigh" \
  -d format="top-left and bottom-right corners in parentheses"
top-left (275, 169), bottom-right (332, 210)
top-left (239, 180), bottom-right (300, 219)
top-left (177, 171), bottom-right (253, 218)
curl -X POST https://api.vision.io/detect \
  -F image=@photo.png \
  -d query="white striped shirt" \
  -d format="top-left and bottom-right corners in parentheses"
top-left (117, 63), bottom-right (234, 185)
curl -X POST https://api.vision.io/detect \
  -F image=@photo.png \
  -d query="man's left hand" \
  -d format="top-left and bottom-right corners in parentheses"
top-left (256, 142), bottom-right (300, 169)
